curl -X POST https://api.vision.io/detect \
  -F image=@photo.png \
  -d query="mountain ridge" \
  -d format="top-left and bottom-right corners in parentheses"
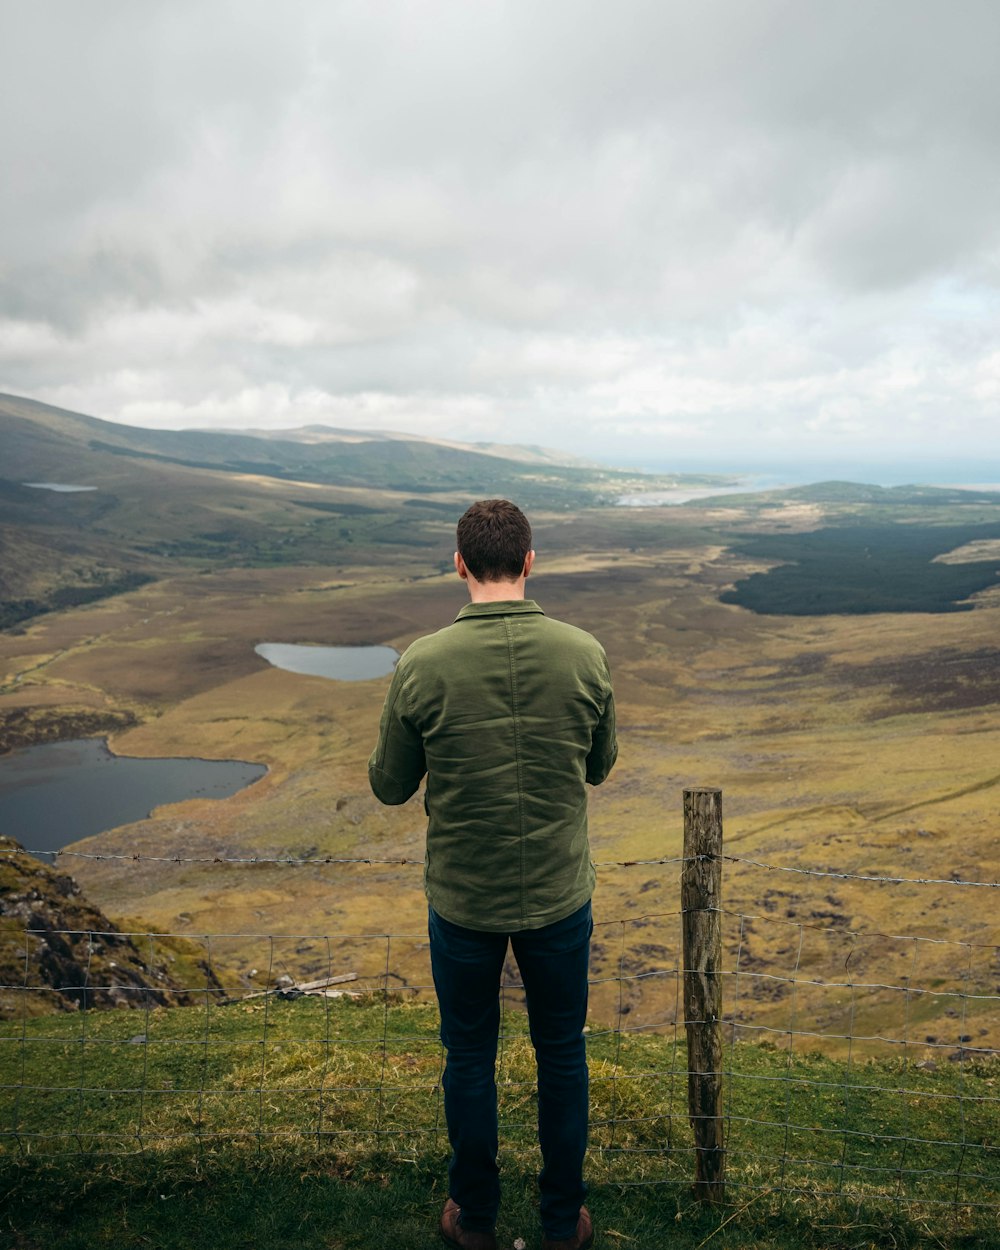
top-left (0, 392), bottom-right (595, 476)
top-left (0, 390), bottom-right (712, 627)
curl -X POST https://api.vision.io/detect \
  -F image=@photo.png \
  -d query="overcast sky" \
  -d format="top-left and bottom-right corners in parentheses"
top-left (2, 1), bottom-right (999, 470)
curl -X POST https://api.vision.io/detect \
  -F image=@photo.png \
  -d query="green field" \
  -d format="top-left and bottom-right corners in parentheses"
top-left (1, 995), bottom-right (997, 1249)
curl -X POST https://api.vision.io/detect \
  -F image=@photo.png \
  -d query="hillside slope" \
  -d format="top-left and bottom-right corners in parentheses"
top-left (0, 391), bottom-right (693, 620)
top-left (0, 836), bottom-right (222, 1018)
top-left (0, 391), bottom-right (620, 496)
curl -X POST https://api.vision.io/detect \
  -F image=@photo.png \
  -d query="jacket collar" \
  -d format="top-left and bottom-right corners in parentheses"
top-left (455, 599), bottom-right (545, 621)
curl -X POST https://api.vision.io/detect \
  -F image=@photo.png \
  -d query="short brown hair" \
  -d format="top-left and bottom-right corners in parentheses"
top-left (456, 499), bottom-right (532, 581)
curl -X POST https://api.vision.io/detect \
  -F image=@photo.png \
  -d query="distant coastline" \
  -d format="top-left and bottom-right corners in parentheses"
top-left (612, 461), bottom-right (1000, 506)
top-left (607, 460), bottom-right (1000, 491)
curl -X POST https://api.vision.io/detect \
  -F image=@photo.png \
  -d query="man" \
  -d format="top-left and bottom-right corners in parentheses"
top-left (369, 498), bottom-right (617, 1250)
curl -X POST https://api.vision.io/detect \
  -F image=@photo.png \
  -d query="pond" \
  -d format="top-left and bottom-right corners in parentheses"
top-left (255, 643), bottom-right (399, 680)
top-left (0, 738), bottom-right (266, 860)
top-left (23, 482), bottom-right (98, 493)
top-left (615, 483), bottom-right (793, 506)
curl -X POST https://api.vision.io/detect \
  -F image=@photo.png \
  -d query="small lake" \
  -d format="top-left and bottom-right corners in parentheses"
top-left (23, 482), bottom-right (98, 493)
top-left (255, 643), bottom-right (398, 680)
top-left (0, 738), bottom-right (266, 860)
top-left (616, 483), bottom-right (794, 506)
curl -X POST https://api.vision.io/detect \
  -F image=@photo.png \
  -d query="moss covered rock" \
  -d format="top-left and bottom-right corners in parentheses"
top-left (0, 836), bottom-right (222, 1018)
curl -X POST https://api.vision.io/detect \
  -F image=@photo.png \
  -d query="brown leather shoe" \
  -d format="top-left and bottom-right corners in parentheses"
top-left (439, 1197), bottom-right (498, 1250)
top-left (542, 1205), bottom-right (594, 1250)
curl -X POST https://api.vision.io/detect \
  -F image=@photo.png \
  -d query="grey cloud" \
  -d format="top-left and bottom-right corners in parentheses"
top-left (1, 1), bottom-right (999, 461)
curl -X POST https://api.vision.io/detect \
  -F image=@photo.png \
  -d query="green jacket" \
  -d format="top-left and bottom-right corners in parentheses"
top-left (368, 599), bottom-right (617, 931)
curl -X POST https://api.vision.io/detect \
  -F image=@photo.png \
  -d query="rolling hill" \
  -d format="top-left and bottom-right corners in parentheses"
top-left (0, 391), bottom-right (717, 623)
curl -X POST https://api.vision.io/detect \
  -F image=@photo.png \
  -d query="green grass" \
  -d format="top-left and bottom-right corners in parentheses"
top-left (1, 996), bottom-right (997, 1248)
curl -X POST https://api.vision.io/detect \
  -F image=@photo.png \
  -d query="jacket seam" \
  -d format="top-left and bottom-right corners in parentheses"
top-left (454, 600), bottom-right (545, 622)
top-left (374, 669), bottom-right (407, 771)
top-left (503, 615), bottom-right (527, 928)
top-left (377, 669), bottom-right (422, 802)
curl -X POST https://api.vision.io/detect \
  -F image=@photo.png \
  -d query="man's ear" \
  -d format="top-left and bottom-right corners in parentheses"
top-left (455, 551), bottom-right (469, 580)
top-left (523, 550), bottom-right (535, 578)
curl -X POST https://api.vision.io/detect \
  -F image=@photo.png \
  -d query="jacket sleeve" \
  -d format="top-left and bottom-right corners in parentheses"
top-left (586, 659), bottom-right (618, 786)
top-left (368, 663), bottom-right (427, 805)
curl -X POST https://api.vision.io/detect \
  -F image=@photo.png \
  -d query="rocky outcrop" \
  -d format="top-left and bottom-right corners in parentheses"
top-left (0, 835), bottom-right (223, 1017)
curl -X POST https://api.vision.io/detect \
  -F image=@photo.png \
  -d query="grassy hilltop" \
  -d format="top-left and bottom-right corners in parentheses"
top-left (2, 993), bottom-right (997, 1248)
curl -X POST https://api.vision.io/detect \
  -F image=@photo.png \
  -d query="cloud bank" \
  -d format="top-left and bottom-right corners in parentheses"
top-left (2, 1), bottom-right (999, 468)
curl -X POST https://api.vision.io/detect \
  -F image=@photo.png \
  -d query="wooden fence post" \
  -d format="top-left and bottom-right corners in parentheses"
top-left (682, 786), bottom-right (726, 1204)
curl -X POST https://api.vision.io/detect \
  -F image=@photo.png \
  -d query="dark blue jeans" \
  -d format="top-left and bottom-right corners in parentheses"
top-left (428, 900), bottom-right (592, 1240)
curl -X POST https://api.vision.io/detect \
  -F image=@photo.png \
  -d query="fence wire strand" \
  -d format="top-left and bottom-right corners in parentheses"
top-left (4, 842), bottom-right (1000, 888)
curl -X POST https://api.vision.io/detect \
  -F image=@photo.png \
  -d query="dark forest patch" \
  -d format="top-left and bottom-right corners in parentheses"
top-left (0, 572), bottom-right (155, 632)
top-left (721, 523), bottom-right (1000, 615)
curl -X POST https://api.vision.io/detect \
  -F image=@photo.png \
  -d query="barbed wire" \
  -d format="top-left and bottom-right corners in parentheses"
top-left (3, 843), bottom-right (998, 888)
top-left (722, 853), bottom-right (1000, 888)
top-left (0, 845), bottom-right (688, 870)
top-left (6, 966), bottom-right (997, 1010)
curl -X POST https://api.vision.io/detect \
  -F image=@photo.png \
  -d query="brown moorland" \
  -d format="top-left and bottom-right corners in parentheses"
top-left (1, 398), bottom-right (998, 1057)
top-left (2, 504), bottom-right (998, 1054)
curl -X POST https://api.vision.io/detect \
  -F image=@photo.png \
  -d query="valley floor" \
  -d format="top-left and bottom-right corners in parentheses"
top-left (2, 497), bottom-right (999, 1057)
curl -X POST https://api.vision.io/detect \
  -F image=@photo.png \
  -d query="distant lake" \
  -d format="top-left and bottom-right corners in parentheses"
top-left (0, 738), bottom-right (266, 860)
top-left (23, 482), bottom-right (98, 493)
top-left (255, 643), bottom-right (399, 680)
top-left (617, 485), bottom-right (782, 506)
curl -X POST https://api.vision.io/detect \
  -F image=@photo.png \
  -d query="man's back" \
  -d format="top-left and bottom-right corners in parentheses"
top-left (369, 498), bottom-right (611, 1250)
top-left (369, 598), bottom-right (616, 930)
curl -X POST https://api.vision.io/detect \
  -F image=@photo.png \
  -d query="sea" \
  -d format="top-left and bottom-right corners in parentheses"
top-left (616, 458), bottom-right (1000, 494)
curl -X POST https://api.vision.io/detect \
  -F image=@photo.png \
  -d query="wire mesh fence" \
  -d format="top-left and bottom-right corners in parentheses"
top-left (1, 836), bottom-right (998, 1216)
